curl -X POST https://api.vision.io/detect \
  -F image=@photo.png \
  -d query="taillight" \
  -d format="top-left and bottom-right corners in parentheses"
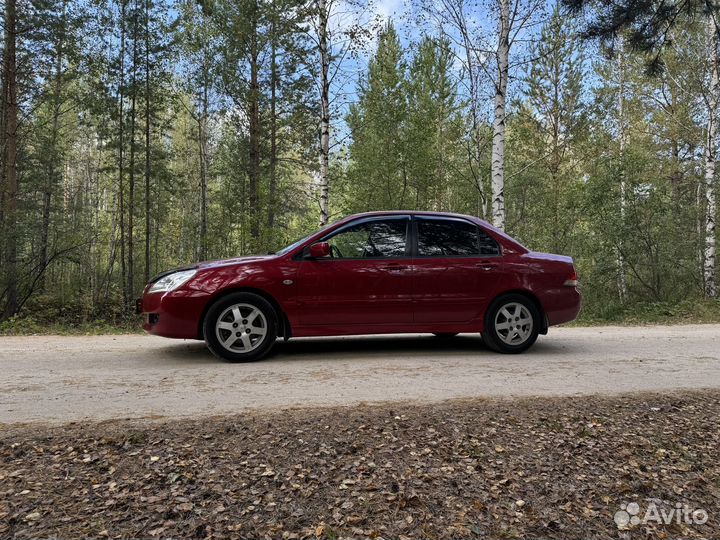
top-left (563, 268), bottom-right (578, 287)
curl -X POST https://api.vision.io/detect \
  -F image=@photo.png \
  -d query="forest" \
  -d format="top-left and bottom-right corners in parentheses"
top-left (1, 0), bottom-right (719, 330)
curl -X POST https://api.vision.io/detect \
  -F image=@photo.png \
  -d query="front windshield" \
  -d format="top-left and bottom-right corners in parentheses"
top-left (274, 219), bottom-right (340, 256)
top-left (275, 233), bottom-right (313, 256)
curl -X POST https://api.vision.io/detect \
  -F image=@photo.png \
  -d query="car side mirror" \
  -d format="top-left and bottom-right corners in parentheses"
top-left (307, 241), bottom-right (331, 259)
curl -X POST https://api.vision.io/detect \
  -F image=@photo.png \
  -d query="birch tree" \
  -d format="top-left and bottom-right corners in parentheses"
top-left (307, 0), bottom-right (372, 226)
top-left (316, 0), bottom-right (331, 225)
top-left (617, 38), bottom-right (629, 302)
top-left (703, 16), bottom-right (719, 298)
top-left (490, 0), bottom-right (510, 229)
top-left (489, 0), bottom-right (543, 230)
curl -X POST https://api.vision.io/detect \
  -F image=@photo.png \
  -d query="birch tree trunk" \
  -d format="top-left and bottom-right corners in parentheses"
top-left (704, 19), bottom-right (719, 298)
top-left (318, 0), bottom-right (331, 226)
top-left (1, 0), bottom-right (18, 319)
top-left (617, 39), bottom-right (628, 303)
top-left (248, 21), bottom-right (261, 245)
top-left (267, 4), bottom-right (278, 231)
top-left (491, 0), bottom-right (510, 229)
top-left (197, 44), bottom-right (209, 261)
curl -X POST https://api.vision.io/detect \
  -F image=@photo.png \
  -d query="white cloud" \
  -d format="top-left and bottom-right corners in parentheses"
top-left (374, 0), bottom-right (405, 22)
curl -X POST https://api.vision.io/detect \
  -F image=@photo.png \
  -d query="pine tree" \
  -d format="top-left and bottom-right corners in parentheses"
top-left (563, 0), bottom-right (719, 73)
top-left (346, 22), bottom-right (408, 210)
top-left (404, 36), bottom-right (464, 209)
top-left (514, 6), bottom-right (587, 254)
top-left (1, 0), bottom-right (19, 319)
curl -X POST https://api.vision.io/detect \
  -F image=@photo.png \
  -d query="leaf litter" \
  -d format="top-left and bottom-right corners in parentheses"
top-left (1, 391), bottom-right (719, 539)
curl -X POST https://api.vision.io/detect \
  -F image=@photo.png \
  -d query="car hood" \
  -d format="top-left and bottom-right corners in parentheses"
top-left (196, 254), bottom-right (277, 269)
top-left (148, 255), bottom-right (276, 284)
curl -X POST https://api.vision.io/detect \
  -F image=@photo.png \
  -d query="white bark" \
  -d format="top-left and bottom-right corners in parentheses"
top-left (318, 0), bottom-right (330, 226)
top-left (704, 19), bottom-right (719, 298)
top-left (491, 0), bottom-right (510, 229)
top-left (617, 39), bottom-right (628, 303)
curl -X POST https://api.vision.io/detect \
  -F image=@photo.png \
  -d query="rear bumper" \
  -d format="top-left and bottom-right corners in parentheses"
top-left (140, 289), bottom-right (211, 339)
top-left (542, 287), bottom-right (582, 326)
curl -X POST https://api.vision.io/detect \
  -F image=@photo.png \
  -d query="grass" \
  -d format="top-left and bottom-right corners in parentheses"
top-left (1, 298), bottom-right (719, 336)
top-left (0, 315), bottom-right (142, 336)
top-left (574, 297), bottom-right (720, 326)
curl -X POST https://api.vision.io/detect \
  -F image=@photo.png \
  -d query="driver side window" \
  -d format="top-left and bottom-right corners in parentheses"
top-left (326, 219), bottom-right (408, 259)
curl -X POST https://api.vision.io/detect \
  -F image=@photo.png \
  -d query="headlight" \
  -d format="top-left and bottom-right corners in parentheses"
top-left (148, 269), bottom-right (198, 293)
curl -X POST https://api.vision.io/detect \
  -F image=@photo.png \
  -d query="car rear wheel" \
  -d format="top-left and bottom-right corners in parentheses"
top-left (204, 292), bottom-right (277, 362)
top-left (482, 294), bottom-right (540, 353)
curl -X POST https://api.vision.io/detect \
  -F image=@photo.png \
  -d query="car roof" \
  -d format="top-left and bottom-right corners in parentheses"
top-left (342, 210), bottom-right (490, 225)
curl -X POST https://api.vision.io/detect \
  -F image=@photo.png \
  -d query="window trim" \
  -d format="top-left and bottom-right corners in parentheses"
top-left (412, 216), bottom-right (502, 258)
top-left (300, 215), bottom-right (412, 261)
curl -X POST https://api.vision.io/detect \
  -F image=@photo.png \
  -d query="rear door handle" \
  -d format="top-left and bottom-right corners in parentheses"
top-left (476, 262), bottom-right (499, 271)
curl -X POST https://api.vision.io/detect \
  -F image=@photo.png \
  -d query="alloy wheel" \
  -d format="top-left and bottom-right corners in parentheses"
top-left (215, 303), bottom-right (268, 353)
top-left (494, 302), bottom-right (533, 346)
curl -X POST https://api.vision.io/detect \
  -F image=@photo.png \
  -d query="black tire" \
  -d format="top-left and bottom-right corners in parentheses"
top-left (481, 293), bottom-right (540, 354)
top-left (204, 292), bottom-right (277, 362)
top-left (432, 332), bottom-right (459, 338)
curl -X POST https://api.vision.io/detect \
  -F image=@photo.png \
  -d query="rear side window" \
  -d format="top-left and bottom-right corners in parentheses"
top-left (417, 219), bottom-right (500, 257)
top-left (326, 219), bottom-right (408, 258)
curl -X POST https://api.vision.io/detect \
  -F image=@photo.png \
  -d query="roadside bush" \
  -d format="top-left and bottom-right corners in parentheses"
top-left (0, 294), bottom-right (140, 335)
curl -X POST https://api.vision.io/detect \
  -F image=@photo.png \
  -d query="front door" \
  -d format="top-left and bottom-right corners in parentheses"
top-left (295, 216), bottom-right (414, 326)
top-left (412, 217), bottom-right (503, 324)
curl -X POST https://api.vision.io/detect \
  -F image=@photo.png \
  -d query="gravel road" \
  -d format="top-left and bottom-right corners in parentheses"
top-left (1, 325), bottom-right (719, 424)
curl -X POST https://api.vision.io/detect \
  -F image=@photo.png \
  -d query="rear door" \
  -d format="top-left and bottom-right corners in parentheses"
top-left (412, 216), bottom-right (503, 324)
top-left (295, 216), bottom-right (414, 326)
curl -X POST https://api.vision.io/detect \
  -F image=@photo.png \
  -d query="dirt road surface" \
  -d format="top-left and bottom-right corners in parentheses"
top-left (1, 324), bottom-right (719, 424)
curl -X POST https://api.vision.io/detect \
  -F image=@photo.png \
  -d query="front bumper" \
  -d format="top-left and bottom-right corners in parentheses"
top-left (140, 289), bottom-right (211, 340)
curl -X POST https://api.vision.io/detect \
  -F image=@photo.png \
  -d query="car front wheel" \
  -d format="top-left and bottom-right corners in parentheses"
top-left (482, 294), bottom-right (540, 353)
top-left (204, 292), bottom-right (277, 362)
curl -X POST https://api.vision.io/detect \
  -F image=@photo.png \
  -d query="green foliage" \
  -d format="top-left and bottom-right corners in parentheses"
top-left (576, 298), bottom-right (720, 326)
top-left (344, 27), bottom-right (469, 214)
top-left (507, 6), bottom-right (588, 255)
top-left (0, 295), bottom-right (139, 335)
top-left (345, 22), bottom-right (409, 211)
top-left (0, 0), bottom-right (718, 331)
top-left (562, 0), bottom-right (715, 74)
top-left (404, 36), bottom-right (467, 209)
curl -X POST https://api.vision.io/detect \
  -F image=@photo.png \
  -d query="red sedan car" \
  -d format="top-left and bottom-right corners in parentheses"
top-left (139, 211), bottom-right (581, 361)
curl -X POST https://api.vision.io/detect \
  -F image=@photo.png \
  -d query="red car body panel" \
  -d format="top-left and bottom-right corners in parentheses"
top-left (140, 211), bottom-right (581, 339)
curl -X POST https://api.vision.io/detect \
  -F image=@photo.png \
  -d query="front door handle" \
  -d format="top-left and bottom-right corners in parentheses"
top-left (476, 262), bottom-right (499, 271)
top-left (383, 263), bottom-right (409, 272)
